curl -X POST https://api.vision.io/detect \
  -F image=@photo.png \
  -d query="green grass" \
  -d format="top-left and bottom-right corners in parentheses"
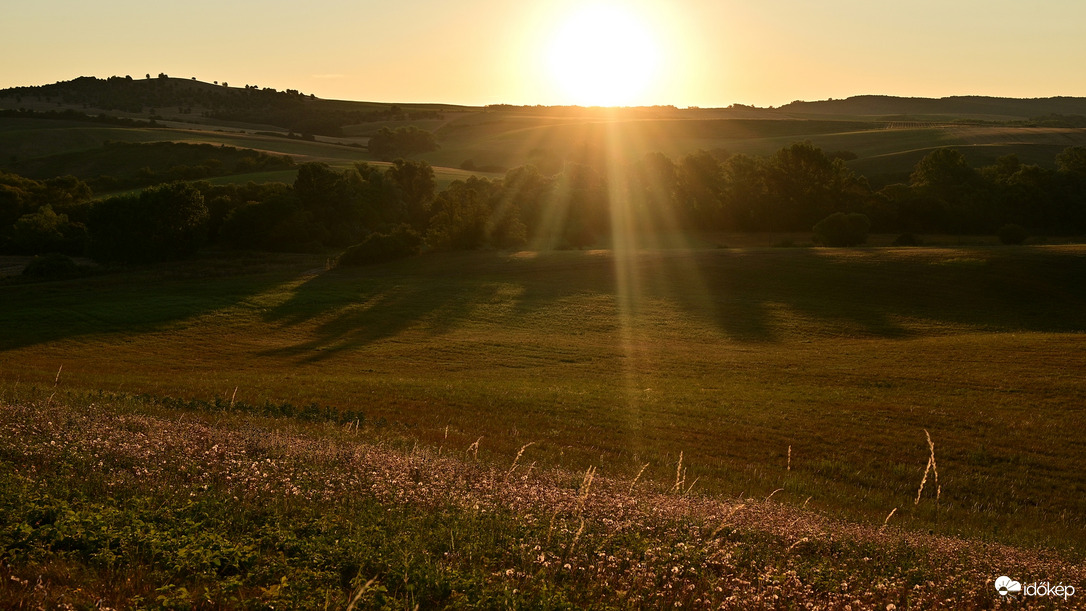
top-left (2, 245), bottom-right (1084, 560)
top-left (2, 391), bottom-right (1082, 609)
top-left (8, 112), bottom-right (1086, 193)
top-left (420, 112), bottom-right (1086, 183)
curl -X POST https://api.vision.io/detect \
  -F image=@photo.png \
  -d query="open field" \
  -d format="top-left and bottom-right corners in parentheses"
top-left (0, 118), bottom-right (484, 191)
top-left (6, 110), bottom-right (1086, 194)
top-left (2, 90), bottom-right (1085, 604)
top-left (2, 390), bottom-right (1082, 609)
top-left (3, 246), bottom-right (1084, 563)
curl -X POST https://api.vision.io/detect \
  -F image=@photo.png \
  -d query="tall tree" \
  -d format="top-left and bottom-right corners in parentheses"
top-left (385, 159), bottom-right (436, 231)
top-left (89, 182), bottom-right (208, 263)
top-left (763, 142), bottom-right (868, 230)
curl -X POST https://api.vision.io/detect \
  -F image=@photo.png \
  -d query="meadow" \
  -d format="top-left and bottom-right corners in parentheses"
top-left (3, 84), bottom-right (1086, 606)
top-left (2, 243), bottom-right (1085, 607)
top-left (4, 245), bottom-right (1085, 524)
top-left (7, 104), bottom-right (1086, 195)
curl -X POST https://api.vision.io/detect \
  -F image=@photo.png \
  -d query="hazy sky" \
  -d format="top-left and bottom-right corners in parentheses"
top-left (3, 0), bottom-right (1085, 107)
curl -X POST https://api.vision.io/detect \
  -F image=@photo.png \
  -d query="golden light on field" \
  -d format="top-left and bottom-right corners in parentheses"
top-left (544, 3), bottom-right (662, 107)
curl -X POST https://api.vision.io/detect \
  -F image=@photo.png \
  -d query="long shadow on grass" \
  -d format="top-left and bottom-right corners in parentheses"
top-left (256, 247), bottom-right (1086, 362)
top-left (258, 252), bottom-right (527, 362)
top-left (0, 257), bottom-right (304, 351)
top-left (258, 278), bottom-right (504, 361)
top-left (644, 246), bottom-right (1086, 341)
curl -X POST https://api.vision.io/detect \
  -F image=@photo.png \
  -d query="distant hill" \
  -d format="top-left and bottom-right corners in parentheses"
top-left (8, 77), bottom-right (1086, 129)
top-left (0, 76), bottom-right (469, 137)
top-left (775, 95), bottom-right (1086, 121)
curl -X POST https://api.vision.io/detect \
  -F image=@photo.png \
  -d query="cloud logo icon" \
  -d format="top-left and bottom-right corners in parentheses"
top-left (995, 576), bottom-right (1022, 596)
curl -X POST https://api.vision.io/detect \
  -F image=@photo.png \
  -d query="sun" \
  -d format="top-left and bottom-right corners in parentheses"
top-left (545, 3), bottom-right (662, 107)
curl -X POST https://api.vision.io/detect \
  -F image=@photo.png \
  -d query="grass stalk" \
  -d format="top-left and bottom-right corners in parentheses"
top-left (505, 441), bottom-right (535, 480)
top-left (628, 462), bottom-right (650, 495)
top-left (671, 451), bottom-right (685, 494)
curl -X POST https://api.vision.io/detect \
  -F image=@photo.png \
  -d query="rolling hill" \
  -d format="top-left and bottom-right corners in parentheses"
top-left (4, 76), bottom-right (1086, 190)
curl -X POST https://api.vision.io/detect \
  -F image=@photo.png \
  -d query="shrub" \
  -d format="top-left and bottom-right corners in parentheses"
top-left (812, 212), bottom-right (871, 247)
top-left (9, 205), bottom-right (88, 255)
top-left (892, 232), bottom-right (922, 246)
top-left (21, 253), bottom-right (81, 279)
top-left (88, 182), bottom-right (209, 263)
top-left (997, 223), bottom-right (1028, 245)
top-left (335, 225), bottom-right (423, 267)
top-left (368, 126), bottom-right (438, 161)
top-left (219, 195), bottom-right (325, 252)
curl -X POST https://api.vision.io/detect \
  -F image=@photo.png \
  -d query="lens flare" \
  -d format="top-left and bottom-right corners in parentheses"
top-left (545, 4), bottom-right (661, 106)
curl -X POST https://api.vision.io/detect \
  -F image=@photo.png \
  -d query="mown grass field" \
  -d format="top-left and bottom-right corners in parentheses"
top-left (7, 110), bottom-right (1086, 194)
top-left (0, 118), bottom-right (483, 191)
top-left (3, 245), bottom-right (1084, 561)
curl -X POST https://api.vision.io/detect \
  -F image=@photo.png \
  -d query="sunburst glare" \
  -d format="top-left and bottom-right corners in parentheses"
top-left (545, 3), bottom-right (662, 107)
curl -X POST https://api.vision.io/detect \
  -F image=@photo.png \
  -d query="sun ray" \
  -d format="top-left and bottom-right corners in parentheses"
top-left (545, 3), bottom-right (661, 107)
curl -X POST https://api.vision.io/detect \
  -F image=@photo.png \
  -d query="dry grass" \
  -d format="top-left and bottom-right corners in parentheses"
top-left (1, 246), bottom-right (1085, 555)
top-left (1, 393), bottom-right (1082, 608)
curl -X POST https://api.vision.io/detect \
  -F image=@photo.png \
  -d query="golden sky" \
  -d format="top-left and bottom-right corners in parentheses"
top-left (3, 0), bottom-right (1085, 107)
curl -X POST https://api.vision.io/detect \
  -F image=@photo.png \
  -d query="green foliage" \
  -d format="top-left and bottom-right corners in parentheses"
top-left (196, 180), bottom-right (295, 243)
top-left (812, 212), bottom-right (871, 246)
top-left (88, 182), bottom-right (209, 263)
top-left (627, 152), bottom-right (683, 233)
top-left (20, 253), bottom-right (82, 279)
top-left (385, 159), bottom-right (436, 231)
top-left (0, 172), bottom-right (93, 232)
top-left (9, 205), bottom-right (87, 255)
top-left (496, 164), bottom-right (553, 245)
top-left (763, 142), bottom-right (869, 230)
top-left (718, 153), bottom-right (767, 230)
top-left (909, 148), bottom-right (977, 190)
top-left (215, 162), bottom-right (433, 253)
top-left (426, 177), bottom-right (498, 250)
top-left (292, 161), bottom-right (416, 247)
top-left (427, 176), bottom-right (526, 250)
top-left (551, 163), bottom-right (607, 248)
top-left (218, 193), bottom-right (323, 252)
top-left (368, 126), bottom-right (439, 161)
top-left (891, 232), bottom-right (922, 246)
top-left (997, 223), bottom-right (1029, 245)
top-left (677, 149), bottom-right (726, 228)
top-left (1056, 146), bottom-right (1086, 175)
top-left (335, 225), bottom-right (423, 267)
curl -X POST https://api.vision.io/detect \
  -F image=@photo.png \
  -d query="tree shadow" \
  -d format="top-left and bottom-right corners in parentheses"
top-left (660, 246), bottom-right (1086, 341)
top-left (0, 255), bottom-right (309, 352)
top-left (257, 268), bottom-right (507, 362)
top-left (603, 248), bottom-right (919, 343)
top-left (231, 246), bottom-right (1086, 364)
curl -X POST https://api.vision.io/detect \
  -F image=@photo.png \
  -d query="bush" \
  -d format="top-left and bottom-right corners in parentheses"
top-left (368, 126), bottom-right (438, 161)
top-left (812, 212), bottom-right (871, 247)
top-left (219, 195), bottom-right (325, 252)
top-left (88, 182), bottom-right (209, 263)
top-left (892, 232), bottom-right (922, 246)
top-left (9, 205), bottom-right (88, 255)
top-left (335, 225), bottom-right (423, 267)
top-left (997, 223), bottom-right (1028, 245)
top-left (21, 253), bottom-right (81, 279)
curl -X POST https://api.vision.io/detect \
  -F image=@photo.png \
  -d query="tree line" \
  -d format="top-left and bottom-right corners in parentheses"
top-left (1, 77), bottom-right (446, 138)
top-left (4, 142), bottom-right (1086, 270)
